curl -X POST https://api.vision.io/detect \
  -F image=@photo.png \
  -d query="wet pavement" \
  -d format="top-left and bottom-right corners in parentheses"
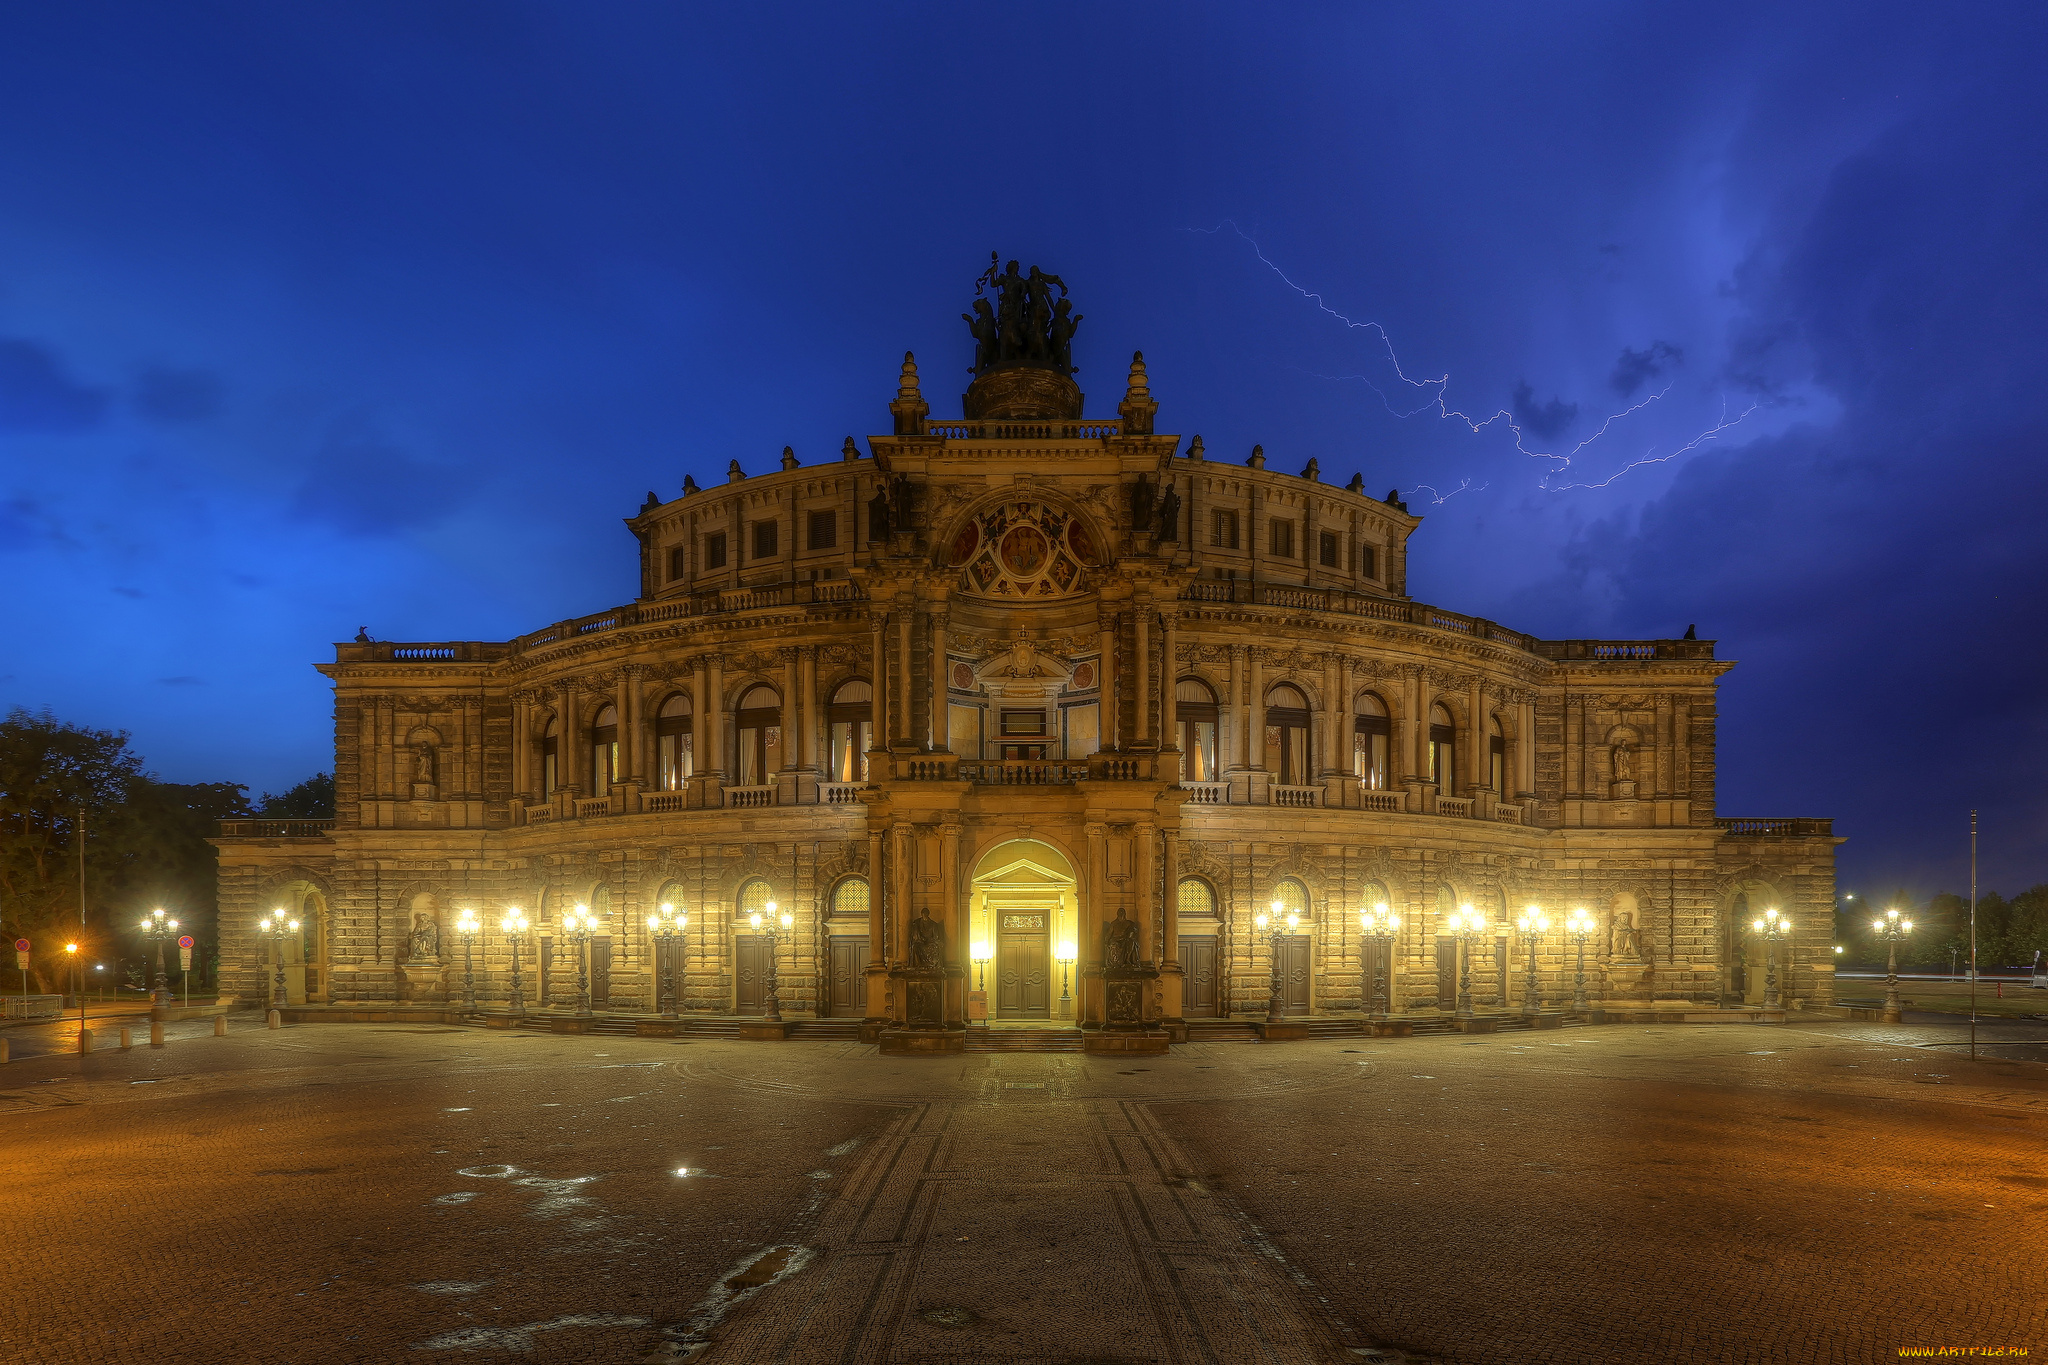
top-left (1, 1014), bottom-right (2044, 1364)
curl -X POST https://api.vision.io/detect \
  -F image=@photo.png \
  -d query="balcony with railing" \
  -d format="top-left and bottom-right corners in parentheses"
top-left (217, 819), bottom-right (337, 840)
top-left (923, 417), bottom-right (1124, 441)
top-left (1714, 817), bottom-right (1834, 837)
top-left (724, 785), bottom-right (777, 809)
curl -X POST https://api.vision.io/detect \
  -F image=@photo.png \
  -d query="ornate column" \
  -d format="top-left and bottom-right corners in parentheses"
top-left (865, 827), bottom-right (888, 1019)
top-left (799, 646), bottom-right (817, 770)
top-left (1160, 612), bottom-right (1179, 763)
top-left (1322, 653), bottom-right (1343, 775)
top-left (1160, 827), bottom-right (1184, 1027)
top-left (1231, 645), bottom-right (1249, 768)
top-left (1082, 822), bottom-right (1107, 1026)
top-left (1097, 612), bottom-right (1117, 752)
top-left (939, 822), bottom-right (962, 1024)
top-left (706, 654), bottom-right (725, 777)
top-left (780, 648), bottom-right (801, 772)
top-left (616, 668), bottom-right (639, 784)
top-left (1135, 605), bottom-right (1151, 747)
top-left (689, 656), bottom-right (710, 799)
top-left (896, 608), bottom-right (914, 747)
top-left (1469, 676), bottom-right (1488, 794)
top-left (1654, 693), bottom-right (1673, 798)
top-left (556, 681), bottom-right (582, 797)
top-left (1246, 649), bottom-right (1264, 768)
top-left (867, 610), bottom-right (889, 759)
top-left (511, 695), bottom-right (530, 799)
top-left (929, 611), bottom-right (948, 751)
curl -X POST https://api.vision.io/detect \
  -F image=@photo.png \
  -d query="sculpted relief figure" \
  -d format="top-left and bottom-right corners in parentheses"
top-left (1612, 743), bottom-right (1636, 782)
top-left (1609, 910), bottom-right (1643, 961)
top-left (409, 912), bottom-right (441, 963)
top-left (413, 744), bottom-right (436, 785)
top-left (908, 908), bottom-right (945, 971)
top-left (1103, 913), bottom-right (1141, 972)
top-left (968, 253), bottom-right (1078, 374)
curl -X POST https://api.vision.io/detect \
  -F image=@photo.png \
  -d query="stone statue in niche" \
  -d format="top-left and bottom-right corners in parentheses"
top-left (1612, 743), bottom-right (1636, 783)
top-left (413, 744), bottom-right (436, 786)
top-left (409, 912), bottom-right (441, 963)
top-left (1609, 910), bottom-right (1644, 962)
top-left (1103, 913), bottom-right (1141, 972)
top-left (1156, 480), bottom-right (1181, 542)
top-left (907, 907), bottom-right (945, 971)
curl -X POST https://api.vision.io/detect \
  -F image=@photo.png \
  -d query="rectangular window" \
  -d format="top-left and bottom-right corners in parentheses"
top-left (1270, 519), bottom-right (1295, 559)
top-left (704, 531), bottom-right (727, 569)
top-left (1319, 530), bottom-right (1338, 567)
top-left (656, 732), bottom-right (693, 791)
top-left (751, 519), bottom-right (778, 560)
top-left (1211, 508), bottom-right (1239, 549)
top-left (1360, 544), bottom-right (1377, 578)
top-left (1000, 709), bottom-right (1046, 736)
top-left (667, 546), bottom-right (688, 582)
top-left (1354, 720), bottom-right (1390, 790)
top-left (807, 508), bottom-right (837, 550)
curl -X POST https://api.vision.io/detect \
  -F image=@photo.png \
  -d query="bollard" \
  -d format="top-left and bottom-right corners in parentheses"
top-left (120, 1028), bottom-right (133, 1050)
top-left (150, 1020), bottom-right (165, 1048)
top-left (1, 1037), bottom-right (9, 1063)
top-left (213, 1014), bottom-right (228, 1037)
top-left (79, 1028), bottom-right (94, 1054)
top-left (267, 1009), bottom-right (281, 1030)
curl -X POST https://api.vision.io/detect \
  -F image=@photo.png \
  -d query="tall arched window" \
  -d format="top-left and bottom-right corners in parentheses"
top-left (737, 878), bottom-right (774, 923)
top-left (656, 693), bottom-right (693, 791)
top-left (1354, 691), bottom-right (1391, 790)
top-left (826, 680), bottom-right (872, 783)
top-left (831, 877), bottom-right (870, 919)
top-left (591, 705), bottom-right (619, 792)
top-left (1178, 877), bottom-right (1216, 917)
top-left (1176, 678), bottom-right (1219, 781)
top-left (1428, 703), bottom-right (1456, 793)
top-left (540, 715), bottom-right (559, 798)
top-left (1265, 684), bottom-right (1311, 786)
top-left (1270, 877), bottom-right (1309, 922)
top-left (1489, 715), bottom-right (1506, 794)
top-left (735, 685), bottom-right (780, 786)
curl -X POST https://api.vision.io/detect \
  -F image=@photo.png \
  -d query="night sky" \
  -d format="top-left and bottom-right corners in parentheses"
top-left (2, 5), bottom-right (2042, 896)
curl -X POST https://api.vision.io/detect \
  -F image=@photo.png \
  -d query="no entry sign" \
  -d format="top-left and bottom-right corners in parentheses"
top-left (13, 938), bottom-right (27, 972)
top-left (178, 935), bottom-right (194, 972)
top-left (177, 935), bottom-right (194, 949)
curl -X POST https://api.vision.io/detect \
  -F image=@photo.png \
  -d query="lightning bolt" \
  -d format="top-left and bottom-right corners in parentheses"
top-left (1189, 221), bottom-right (1754, 493)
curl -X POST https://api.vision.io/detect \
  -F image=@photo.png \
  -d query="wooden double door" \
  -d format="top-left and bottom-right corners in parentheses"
top-left (995, 912), bottom-right (1050, 1018)
top-left (824, 936), bottom-right (867, 1018)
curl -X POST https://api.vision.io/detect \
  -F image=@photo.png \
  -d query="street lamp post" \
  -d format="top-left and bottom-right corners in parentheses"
top-left (258, 909), bottom-right (300, 1010)
top-left (1515, 905), bottom-right (1549, 1018)
top-left (1565, 908), bottom-right (1597, 1013)
top-left (1874, 907), bottom-right (1913, 1024)
top-left (1443, 904), bottom-right (1491, 1020)
top-left (501, 908), bottom-right (529, 1014)
top-left (455, 910), bottom-right (481, 1014)
top-left (1255, 901), bottom-right (1299, 1025)
top-left (1055, 939), bottom-right (1076, 1019)
top-left (563, 904), bottom-right (599, 1016)
top-left (647, 902), bottom-right (686, 1019)
top-left (1751, 907), bottom-right (1788, 1010)
top-left (1358, 902), bottom-right (1400, 1018)
top-left (971, 941), bottom-right (991, 995)
top-left (748, 901), bottom-right (793, 1024)
top-left (141, 908), bottom-right (179, 1008)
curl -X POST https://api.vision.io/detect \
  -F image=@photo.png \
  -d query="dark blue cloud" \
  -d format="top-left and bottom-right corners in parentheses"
top-left (1609, 342), bottom-right (1682, 397)
top-left (288, 415), bottom-right (462, 537)
top-left (1510, 381), bottom-right (1577, 440)
top-left (0, 338), bottom-right (106, 431)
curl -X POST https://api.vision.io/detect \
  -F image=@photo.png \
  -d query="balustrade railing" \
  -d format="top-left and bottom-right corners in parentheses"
top-left (1358, 790), bottom-right (1403, 813)
top-left (1493, 803), bottom-right (1524, 824)
top-left (524, 805), bottom-right (556, 825)
top-left (819, 782), bottom-right (867, 803)
top-left (643, 791), bottom-right (689, 813)
top-left (1181, 782), bottom-right (1229, 804)
top-left (1271, 785), bottom-right (1323, 808)
top-left (1715, 817), bottom-right (1833, 837)
top-left (1436, 796), bottom-right (1474, 818)
top-left (575, 797), bottom-right (612, 819)
top-left (725, 785), bottom-right (777, 809)
top-left (924, 418), bottom-right (1123, 440)
top-left (217, 819), bottom-right (336, 839)
top-left (961, 760), bottom-right (1087, 786)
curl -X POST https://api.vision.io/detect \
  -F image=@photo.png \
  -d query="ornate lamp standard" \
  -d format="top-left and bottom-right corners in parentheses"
top-left (140, 907), bottom-right (179, 1008)
top-left (648, 902), bottom-right (687, 1019)
top-left (1255, 901), bottom-right (1300, 1025)
top-left (1874, 907), bottom-right (1913, 1023)
top-left (563, 904), bottom-right (599, 1016)
top-left (258, 909), bottom-right (300, 1011)
top-left (1055, 939), bottom-right (1076, 1018)
top-left (1564, 908), bottom-right (1597, 1013)
top-left (1514, 905), bottom-right (1550, 1018)
top-left (455, 910), bottom-right (481, 1014)
top-left (971, 941), bottom-right (992, 995)
top-left (501, 908), bottom-right (529, 1014)
top-left (1358, 902), bottom-right (1400, 1018)
top-left (1751, 907), bottom-right (1788, 1010)
top-left (1443, 904), bottom-right (1491, 1020)
top-left (747, 901), bottom-right (793, 1024)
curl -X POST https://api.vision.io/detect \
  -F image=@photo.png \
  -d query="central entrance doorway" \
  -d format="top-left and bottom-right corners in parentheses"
top-left (969, 838), bottom-right (1078, 1023)
top-left (996, 911), bottom-right (1051, 1018)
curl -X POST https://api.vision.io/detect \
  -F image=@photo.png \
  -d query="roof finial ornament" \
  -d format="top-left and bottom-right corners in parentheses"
top-left (780, 444), bottom-right (799, 471)
top-left (728, 459), bottom-right (746, 483)
top-left (1186, 434), bottom-right (1205, 461)
top-left (841, 436), bottom-right (860, 462)
top-left (1301, 456), bottom-right (1320, 483)
top-left (1247, 444), bottom-right (1266, 469)
top-left (1118, 350), bottom-right (1158, 436)
top-left (890, 350), bottom-right (929, 436)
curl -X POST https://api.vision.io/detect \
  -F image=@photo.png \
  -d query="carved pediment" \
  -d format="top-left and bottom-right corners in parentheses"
top-left (972, 637), bottom-right (1074, 700)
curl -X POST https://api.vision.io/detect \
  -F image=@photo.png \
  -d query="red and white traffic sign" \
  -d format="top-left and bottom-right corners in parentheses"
top-left (12, 939), bottom-right (27, 952)
top-left (13, 938), bottom-right (27, 971)
top-left (177, 935), bottom-right (194, 949)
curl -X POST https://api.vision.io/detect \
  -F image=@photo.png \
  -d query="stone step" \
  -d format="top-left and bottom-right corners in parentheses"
top-left (965, 1028), bottom-right (1084, 1054)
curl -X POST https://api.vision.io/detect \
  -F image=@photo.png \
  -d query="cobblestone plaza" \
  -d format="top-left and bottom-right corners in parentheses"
top-left (3, 1013), bottom-right (2043, 1363)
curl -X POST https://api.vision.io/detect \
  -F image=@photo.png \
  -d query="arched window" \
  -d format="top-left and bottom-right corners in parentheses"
top-left (735, 685), bottom-right (780, 787)
top-left (1177, 877), bottom-right (1216, 918)
top-left (655, 693), bottom-right (693, 791)
top-left (1489, 715), bottom-right (1507, 794)
top-left (1270, 877), bottom-right (1309, 923)
top-left (737, 878), bottom-right (774, 925)
top-left (827, 680), bottom-right (872, 783)
top-left (1265, 685), bottom-right (1311, 786)
top-left (591, 705), bottom-right (619, 792)
top-left (831, 877), bottom-right (870, 919)
top-left (1176, 678), bottom-right (1219, 782)
top-left (1354, 691), bottom-right (1391, 790)
top-left (540, 715), bottom-right (559, 799)
top-left (1428, 703), bottom-right (1456, 793)
top-left (1358, 880), bottom-right (1391, 915)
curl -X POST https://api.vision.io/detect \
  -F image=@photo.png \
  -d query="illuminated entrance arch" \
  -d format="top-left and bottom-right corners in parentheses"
top-left (968, 839), bottom-right (1079, 1021)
